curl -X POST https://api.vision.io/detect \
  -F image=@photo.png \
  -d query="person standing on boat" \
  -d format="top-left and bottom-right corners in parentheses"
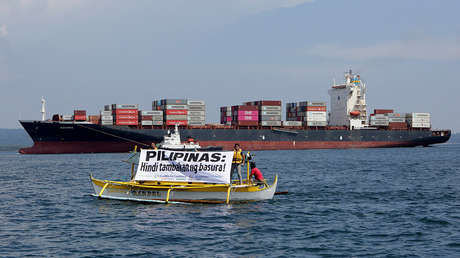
top-left (231, 144), bottom-right (245, 184)
top-left (250, 162), bottom-right (265, 185)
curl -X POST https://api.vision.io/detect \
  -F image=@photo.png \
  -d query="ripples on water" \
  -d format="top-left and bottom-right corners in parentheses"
top-left (0, 145), bottom-right (459, 257)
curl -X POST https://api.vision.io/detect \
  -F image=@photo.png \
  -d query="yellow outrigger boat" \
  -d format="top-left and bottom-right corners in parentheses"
top-left (90, 149), bottom-right (278, 204)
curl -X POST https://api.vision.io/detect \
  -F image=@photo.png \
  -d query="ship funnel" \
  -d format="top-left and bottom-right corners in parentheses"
top-left (41, 96), bottom-right (46, 121)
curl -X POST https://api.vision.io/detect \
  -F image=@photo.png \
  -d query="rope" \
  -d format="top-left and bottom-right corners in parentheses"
top-left (76, 124), bottom-right (151, 147)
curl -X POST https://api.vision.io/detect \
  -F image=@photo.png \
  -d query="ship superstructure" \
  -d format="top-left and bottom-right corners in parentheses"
top-left (328, 69), bottom-right (368, 129)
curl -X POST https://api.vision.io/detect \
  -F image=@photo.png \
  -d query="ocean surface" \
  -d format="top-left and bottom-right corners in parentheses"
top-left (1, 144), bottom-right (459, 257)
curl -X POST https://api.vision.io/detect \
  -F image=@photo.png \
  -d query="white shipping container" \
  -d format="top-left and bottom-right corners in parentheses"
top-left (188, 105), bottom-right (205, 111)
top-left (282, 121), bottom-right (303, 126)
top-left (306, 111), bottom-right (327, 116)
top-left (261, 111), bottom-right (281, 116)
top-left (101, 115), bottom-right (113, 121)
top-left (188, 111), bottom-right (205, 116)
top-left (141, 110), bottom-right (163, 115)
top-left (408, 113), bottom-right (431, 118)
top-left (260, 121), bottom-right (281, 126)
top-left (100, 111), bottom-right (112, 116)
top-left (165, 105), bottom-right (188, 110)
top-left (152, 115), bottom-right (163, 121)
top-left (370, 121), bottom-right (389, 126)
top-left (115, 104), bottom-right (139, 109)
top-left (188, 121), bottom-right (206, 126)
top-left (304, 117), bottom-right (327, 122)
top-left (409, 118), bottom-right (431, 123)
top-left (307, 102), bottom-right (327, 106)
top-left (389, 117), bottom-right (406, 123)
top-left (62, 115), bottom-right (73, 121)
top-left (141, 120), bottom-right (153, 126)
top-left (410, 123), bottom-right (431, 128)
top-left (101, 121), bottom-right (113, 125)
top-left (152, 121), bottom-right (164, 126)
top-left (306, 121), bottom-right (327, 126)
top-left (261, 106), bottom-right (281, 111)
top-left (165, 115), bottom-right (188, 120)
top-left (187, 100), bottom-right (205, 105)
top-left (188, 116), bottom-right (206, 121)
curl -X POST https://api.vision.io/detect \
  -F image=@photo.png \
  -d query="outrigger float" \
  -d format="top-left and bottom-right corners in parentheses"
top-left (90, 148), bottom-right (278, 204)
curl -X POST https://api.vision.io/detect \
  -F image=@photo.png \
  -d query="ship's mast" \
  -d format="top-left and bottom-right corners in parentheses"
top-left (41, 96), bottom-right (46, 121)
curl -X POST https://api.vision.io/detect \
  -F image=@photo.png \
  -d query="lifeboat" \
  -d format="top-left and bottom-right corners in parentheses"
top-left (350, 111), bottom-right (360, 116)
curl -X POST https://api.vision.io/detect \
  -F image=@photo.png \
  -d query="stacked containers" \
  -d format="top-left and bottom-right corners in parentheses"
top-left (153, 99), bottom-right (188, 126)
top-left (112, 104), bottom-right (139, 126)
top-left (255, 100), bottom-right (282, 127)
top-left (100, 109), bottom-right (113, 125)
top-left (406, 113), bottom-right (431, 128)
top-left (220, 106), bottom-right (232, 125)
top-left (187, 100), bottom-right (206, 126)
top-left (387, 113), bottom-right (407, 130)
top-left (74, 110), bottom-right (87, 121)
top-left (369, 114), bottom-right (389, 127)
top-left (285, 101), bottom-right (327, 126)
top-left (305, 102), bottom-right (327, 127)
top-left (139, 110), bottom-right (164, 126)
top-left (231, 105), bottom-right (259, 126)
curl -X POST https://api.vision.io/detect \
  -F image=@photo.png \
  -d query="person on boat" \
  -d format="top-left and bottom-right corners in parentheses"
top-left (250, 162), bottom-right (265, 185)
top-left (231, 143), bottom-right (245, 184)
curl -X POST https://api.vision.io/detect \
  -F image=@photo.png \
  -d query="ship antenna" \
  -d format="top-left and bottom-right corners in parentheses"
top-left (41, 96), bottom-right (46, 121)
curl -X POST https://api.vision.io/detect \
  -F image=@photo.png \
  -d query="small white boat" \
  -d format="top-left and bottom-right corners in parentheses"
top-left (90, 149), bottom-right (277, 204)
top-left (158, 124), bottom-right (222, 151)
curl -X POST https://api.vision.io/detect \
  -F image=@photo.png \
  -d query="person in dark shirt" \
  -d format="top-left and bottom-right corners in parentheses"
top-left (250, 162), bottom-right (265, 185)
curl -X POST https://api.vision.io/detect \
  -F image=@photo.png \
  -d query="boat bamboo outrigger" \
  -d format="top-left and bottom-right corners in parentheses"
top-left (90, 148), bottom-right (278, 204)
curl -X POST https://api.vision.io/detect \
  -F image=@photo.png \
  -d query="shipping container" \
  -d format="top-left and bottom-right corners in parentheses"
top-left (188, 105), bottom-right (205, 111)
top-left (115, 120), bottom-right (138, 126)
top-left (236, 115), bottom-right (259, 121)
top-left (166, 120), bottom-right (188, 126)
top-left (233, 121), bottom-right (258, 126)
top-left (260, 121), bottom-right (282, 126)
top-left (141, 120), bottom-right (153, 126)
top-left (113, 109), bottom-right (138, 115)
top-left (115, 115), bottom-right (138, 120)
top-left (101, 115), bottom-right (113, 121)
top-left (165, 110), bottom-right (188, 115)
top-left (261, 106), bottom-right (281, 111)
top-left (189, 111), bottom-right (206, 116)
top-left (161, 99), bottom-right (187, 105)
top-left (101, 121), bottom-right (113, 125)
top-left (187, 100), bottom-right (205, 105)
top-left (141, 115), bottom-right (153, 120)
top-left (62, 115), bottom-right (73, 121)
top-left (188, 121), bottom-right (206, 126)
top-left (282, 121), bottom-right (303, 126)
top-left (74, 115), bottom-right (87, 121)
top-left (100, 111), bottom-right (112, 116)
top-left (104, 105), bottom-right (112, 111)
top-left (261, 111), bottom-right (281, 116)
top-left (232, 105), bottom-right (258, 111)
top-left (152, 121), bottom-right (164, 126)
top-left (113, 104), bottom-right (139, 110)
top-left (165, 104), bottom-right (188, 110)
top-left (165, 115), bottom-right (188, 120)
top-left (139, 110), bottom-right (163, 116)
top-left (237, 110), bottom-right (258, 116)
top-left (260, 115), bottom-right (281, 121)
top-left (152, 115), bottom-right (163, 121)
top-left (306, 121), bottom-right (328, 127)
top-left (188, 116), bottom-right (206, 121)
top-left (374, 109), bottom-right (394, 115)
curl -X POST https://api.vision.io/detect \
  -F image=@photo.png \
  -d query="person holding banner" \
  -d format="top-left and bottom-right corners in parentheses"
top-left (231, 143), bottom-right (245, 185)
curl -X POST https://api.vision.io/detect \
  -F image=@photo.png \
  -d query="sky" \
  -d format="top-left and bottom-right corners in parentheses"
top-left (0, 0), bottom-right (459, 131)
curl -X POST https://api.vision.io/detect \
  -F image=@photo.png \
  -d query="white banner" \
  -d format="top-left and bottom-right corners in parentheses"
top-left (134, 150), bottom-right (233, 184)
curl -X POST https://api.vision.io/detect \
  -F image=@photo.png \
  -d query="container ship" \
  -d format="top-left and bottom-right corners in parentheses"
top-left (19, 70), bottom-right (451, 154)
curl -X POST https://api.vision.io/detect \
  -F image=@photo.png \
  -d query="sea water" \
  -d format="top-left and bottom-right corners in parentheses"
top-left (0, 144), bottom-right (459, 257)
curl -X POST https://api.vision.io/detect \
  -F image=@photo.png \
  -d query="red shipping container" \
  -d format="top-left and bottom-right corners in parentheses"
top-left (113, 109), bottom-right (138, 115)
top-left (306, 106), bottom-right (327, 111)
top-left (115, 120), bottom-right (138, 125)
top-left (233, 121), bottom-right (258, 126)
top-left (374, 109), bottom-right (394, 115)
top-left (74, 115), bottom-right (87, 121)
top-left (255, 100), bottom-right (281, 106)
top-left (166, 120), bottom-right (188, 126)
top-left (141, 115), bottom-right (153, 120)
top-left (237, 115), bottom-right (258, 121)
top-left (74, 110), bottom-right (86, 115)
top-left (115, 115), bottom-right (138, 120)
top-left (165, 110), bottom-right (188, 115)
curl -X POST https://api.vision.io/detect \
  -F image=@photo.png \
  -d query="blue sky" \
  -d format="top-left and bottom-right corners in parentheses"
top-left (1, 0), bottom-right (459, 131)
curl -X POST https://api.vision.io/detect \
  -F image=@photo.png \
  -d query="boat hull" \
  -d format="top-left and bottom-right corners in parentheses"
top-left (90, 176), bottom-right (278, 204)
top-left (19, 120), bottom-right (451, 154)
